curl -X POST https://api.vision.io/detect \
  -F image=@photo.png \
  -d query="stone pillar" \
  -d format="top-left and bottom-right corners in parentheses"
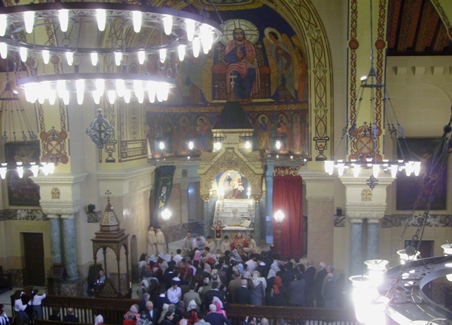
top-left (303, 172), bottom-right (335, 266)
top-left (61, 214), bottom-right (79, 281)
top-left (253, 198), bottom-right (261, 245)
top-left (202, 195), bottom-right (211, 237)
top-left (265, 162), bottom-right (274, 244)
top-left (48, 214), bottom-right (63, 265)
top-left (367, 221), bottom-right (380, 260)
top-left (350, 220), bottom-right (364, 276)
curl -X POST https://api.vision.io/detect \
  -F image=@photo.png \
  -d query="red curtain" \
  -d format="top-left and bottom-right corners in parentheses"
top-left (272, 166), bottom-right (303, 257)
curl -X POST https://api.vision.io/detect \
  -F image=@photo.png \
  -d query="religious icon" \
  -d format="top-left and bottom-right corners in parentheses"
top-left (211, 220), bottom-right (225, 240)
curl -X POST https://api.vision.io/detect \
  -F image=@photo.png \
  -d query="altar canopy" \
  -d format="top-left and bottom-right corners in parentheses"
top-left (272, 166), bottom-right (303, 257)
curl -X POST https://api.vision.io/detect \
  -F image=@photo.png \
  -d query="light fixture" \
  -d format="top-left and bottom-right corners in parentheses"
top-left (161, 208), bottom-right (172, 221)
top-left (274, 210), bottom-right (285, 251)
top-left (240, 133), bottom-right (253, 150)
top-left (0, 73), bottom-right (55, 179)
top-left (323, 1), bottom-right (420, 189)
top-left (213, 134), bottom-right (225, 151)
top-left (1, 2), bottom-right (223, 105)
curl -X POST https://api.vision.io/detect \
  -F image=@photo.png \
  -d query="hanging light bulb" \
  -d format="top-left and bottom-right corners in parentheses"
top-left (192, 37), bottom-right (200, 58)
top-left (124, 89), bottom-right (131, 104)
top-left (48, 89), bottom-right (56, 105)
top-left (0, 15), bottom-right (6, 37)
top-left (116, 79), bottom-right (125, 97)
top-left (107, 90), bottom-right (116, 104)
top-left (91, 52), bottom-right (98, 66)
top-left (177, 45), bottom-right (186, 61)
top-left (57, 80), bottom-right (66, 98)
top-left (19, 47), bottom-right (28, 62)
top-left (0, 42), bottom-right (7, 59)
top-left (0, 163), bottom-right (7, 179)
top-left (132, 11), bottom-right (142, 33)
top-left (337, 160), bottom-right (345, 176)
top-left (413, 161), bottom-right (421, 176)
top-left (353, 164), bottom-right (361, 177)
top-left (405, 162), bottom-right (413, 176)
top-left (76, 79), bottom-right (85, 105)
top-left (324, 160), bottom-right (335, 175)
top-left (62, 91), bottom-right (70, 105)
top-left (146, 81), bottom-right (156, 102)
top-left (188, 141), bottom-right (194, 150)
top-left (162, 15), bottom-right (173, 35)
top-left (96, 9), bottom-right (106, 32)
top-left (159, 141), bottom-right (165, 150)
top-left (200, 24), bottom-right (213, 54)
top-left (390, 164), bottom-right (398, 178)
top-left (96, 79), bottom-right (105, 95)
top-left (42, 50), bottom-right (49, 64)
top-left (114, 52), bottom-right (122, 66)
top-left (214, 141), bottom-right (222, 150)
top-left (186, 19), bottom-right (195, 42)
top-left (372, 164), bottom-right (380, 178)
top-left (16, 162), bottom-right (24, 178)
top-left (137, 50), bottom-right (145, 64)
top-left (92, 91), bottom-right (100, 105)
top-left (159, 48), bottom-right (167, 63)
top-left (136, 90), bottom-right (144, 104)
top-left (275, 140), bottom-right (281, 150)
top-left (37, 90), bottom-right (45, 104)
top-left (66, 52), bottom-right (74, 66)
top-left (59, 9), bottom-right (69, 33)
top-left (30, 163), bottom-right (39, 177)
top-left (24, 11), bottom-right (34, 34)
top-left (245, 140), bottom-right (251, 149)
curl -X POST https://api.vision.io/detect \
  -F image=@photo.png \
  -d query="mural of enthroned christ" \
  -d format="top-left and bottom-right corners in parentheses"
top-left (224, 28), bottom-right (260, 103)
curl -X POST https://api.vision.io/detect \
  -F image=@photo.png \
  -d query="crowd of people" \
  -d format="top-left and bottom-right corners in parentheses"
top-left (127, 231), bottom-right (343, 325)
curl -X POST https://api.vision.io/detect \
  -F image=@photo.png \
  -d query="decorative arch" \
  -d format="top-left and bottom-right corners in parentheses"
top-left (198, 149), bottom-right (264, 200)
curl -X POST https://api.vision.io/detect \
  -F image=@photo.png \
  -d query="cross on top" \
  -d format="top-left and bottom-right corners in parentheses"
top-left (105, 190), bottom-right (112, 201)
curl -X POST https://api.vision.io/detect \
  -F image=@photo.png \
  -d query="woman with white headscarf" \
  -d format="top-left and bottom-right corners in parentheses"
top-left (94, 314), bottom-right (104, 325)
top-left (250, 271), bottom-right (265, 306)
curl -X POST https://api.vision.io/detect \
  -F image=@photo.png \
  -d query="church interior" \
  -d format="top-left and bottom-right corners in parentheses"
top-left (0, 0), bottom-right (451, 323)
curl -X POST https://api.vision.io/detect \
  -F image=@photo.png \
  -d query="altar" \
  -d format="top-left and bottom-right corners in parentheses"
top-left (213, 199), bottom-right (255, 238)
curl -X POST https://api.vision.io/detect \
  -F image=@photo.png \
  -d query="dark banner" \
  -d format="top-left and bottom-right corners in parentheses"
top-left (152, 165), bottom-right (176, 226)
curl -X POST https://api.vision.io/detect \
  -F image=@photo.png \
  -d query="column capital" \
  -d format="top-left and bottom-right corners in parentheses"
top-left (346, 202), bottom-right (386, 222)
top-left (61, 214), bottom-right (75, 219)
top-left (46, 214), bottom-right (60, 219)
top-left (41, 200), bottom-right (81, 216)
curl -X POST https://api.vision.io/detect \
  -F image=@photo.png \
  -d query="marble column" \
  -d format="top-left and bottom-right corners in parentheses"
top-left (253, 199), bottom-right (261, 245)
top-left (350, 220), bottom-right (364, 276)
top-left (367, 221), bottom-right (380, 260)
top-left (61, 214), bottom-right (79, 281)
top-left (265, 162), bottom-right (274, 244)
top-left (203, 197), bottom-right (212, 237)
top-left (48, 214), bottom-right (63, 265)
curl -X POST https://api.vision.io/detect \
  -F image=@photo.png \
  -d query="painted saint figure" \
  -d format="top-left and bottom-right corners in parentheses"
top-left (257, 115), bottom-right (270, 151)
top-left (224, 28), bottom-right (260, 102)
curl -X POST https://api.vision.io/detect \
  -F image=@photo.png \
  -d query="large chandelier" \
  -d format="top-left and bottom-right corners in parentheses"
top-left (0, 1), bottom-right (223, 105)
top-left (0, 73), bottom-right (55, 178)
top-left (324, 2), bottom-right (419, 188)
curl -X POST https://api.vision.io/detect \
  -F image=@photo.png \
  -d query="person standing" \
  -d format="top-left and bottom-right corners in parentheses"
top-left (28, 289), bottom-right (46, 320)
top-left (182, 232), bottom-right (194, 258)
top-left (147, 226), bottom-right (157, 257)
top-left (314, 262), bottom-right (327, 308)
top-left (155, 226), bottom-right (166, 255)
top-left (13, 291), bottom-right (29, 325)
top-left (0, 304), bottom-right (9, 325)
top-left (235, 279), bottom-right (251, 305)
